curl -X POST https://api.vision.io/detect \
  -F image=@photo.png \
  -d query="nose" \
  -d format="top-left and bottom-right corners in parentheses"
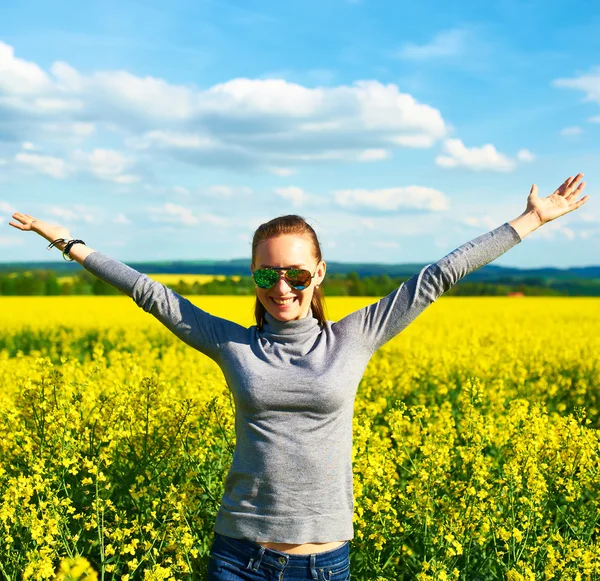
top-left (273, 271), bottom-right (293, 293)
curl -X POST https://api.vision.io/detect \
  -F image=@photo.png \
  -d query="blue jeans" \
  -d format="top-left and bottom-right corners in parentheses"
top-left (208, 532), bottom-right (351, 581)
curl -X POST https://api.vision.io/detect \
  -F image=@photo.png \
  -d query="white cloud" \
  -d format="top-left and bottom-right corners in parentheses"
top-left (0, 41), bottom-right (50, 94)
top-left (516, 149), bottom-right (535, 162)
top-left (274, 186), bottom-right (308, 207)
top-left (269, 167), bottom-right (297, 177)
top-left (390, 134), bottom-right (435, 148)
top-left (554, 68), bottom-right (600, 104)
top-left (560, 126), bottom-right (583, 137)
top-left (528, 220), bottom-right (578, 241)
top-left (395, 29), bottom-right (465, 61)
top-left (0, 159), bottom-right (6, 166)
top-left (334, 186), bottom-right (449, 212)
top-left (73, 149), bottom-right (140, 183)
top-left (16, 152), bottom-right (68, 178)
top-left (114, 213), bottom-right (131, 225)
top-left (589, 116), bottom-right (600, 123)
top-left (357, 149), bottom-right (390, 161)
top-left (0, 41), bottom-right (449, 171)
top-left (435, 139), bottom-right (516, 172)
top-left (39, 122), bottom-right (95, 139)
top-left (22, 142), bottom-right (36, 150)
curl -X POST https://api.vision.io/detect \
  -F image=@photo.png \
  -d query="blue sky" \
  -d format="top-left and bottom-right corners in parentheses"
top-left (1, 0), bottom-right (598, 268)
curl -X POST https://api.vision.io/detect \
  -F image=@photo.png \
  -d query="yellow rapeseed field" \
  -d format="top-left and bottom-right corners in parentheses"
top-left (1, 295), bottom-right (599, 580)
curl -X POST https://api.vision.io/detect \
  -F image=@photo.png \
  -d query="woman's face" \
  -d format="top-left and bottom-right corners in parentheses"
top-left (252, 234), bottom-right (326, 322)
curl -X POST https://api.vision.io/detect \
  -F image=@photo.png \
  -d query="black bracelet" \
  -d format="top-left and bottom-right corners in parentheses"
top-left (62, 239), bottom-right (86, 262)
top-left (47, 238), bottom-right (70, 250)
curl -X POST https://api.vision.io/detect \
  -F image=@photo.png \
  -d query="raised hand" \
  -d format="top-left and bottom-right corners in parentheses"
top-left (527, 174), bottom-right (589, 225)
top-left (8, 212), bottom-right (72, 245)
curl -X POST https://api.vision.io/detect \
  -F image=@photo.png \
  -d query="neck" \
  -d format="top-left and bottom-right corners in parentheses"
top-left (262, 308), bottom-right (319, 336)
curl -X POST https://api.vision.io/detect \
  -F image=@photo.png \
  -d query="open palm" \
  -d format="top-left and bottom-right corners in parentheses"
top-left (527, 174), bottom-right (589, 225)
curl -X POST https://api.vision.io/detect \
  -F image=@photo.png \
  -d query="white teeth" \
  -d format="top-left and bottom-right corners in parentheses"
top-left (272, 297), bottom-right (295, 305)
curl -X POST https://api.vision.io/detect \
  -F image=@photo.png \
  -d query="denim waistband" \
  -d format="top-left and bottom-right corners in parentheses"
top-left (212, 532), bottom-right (350, 574)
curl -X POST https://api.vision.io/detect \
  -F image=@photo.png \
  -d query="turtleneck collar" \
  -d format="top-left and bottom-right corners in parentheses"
top-left (262, 308), bottom-right (320, 336)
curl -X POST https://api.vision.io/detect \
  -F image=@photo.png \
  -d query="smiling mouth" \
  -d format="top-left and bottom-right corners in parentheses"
top-left (270, 297), bottom-right (296, 306)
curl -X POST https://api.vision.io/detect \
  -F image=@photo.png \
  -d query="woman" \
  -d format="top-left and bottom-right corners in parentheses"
top-left (9, 174), bottom-right (589, 580)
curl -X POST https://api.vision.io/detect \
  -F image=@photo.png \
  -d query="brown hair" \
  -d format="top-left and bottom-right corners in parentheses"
top-left (251, 215), bottom-right (327, 329)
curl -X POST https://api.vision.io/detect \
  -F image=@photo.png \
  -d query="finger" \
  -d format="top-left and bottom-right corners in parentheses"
top-left (529, 184), bottom-right (538, 198)
top-left (553, 177), bottom-right (573, 196)
top-left (565, 181), bottom-right (586, 202)
top-left (8, 221), bottom-right (25, 230)
top-left (565, 173), bottom-right (585, 195)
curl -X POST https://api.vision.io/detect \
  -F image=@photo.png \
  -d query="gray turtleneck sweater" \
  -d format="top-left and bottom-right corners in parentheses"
top-left (82, 222), bottom-right (521, 543)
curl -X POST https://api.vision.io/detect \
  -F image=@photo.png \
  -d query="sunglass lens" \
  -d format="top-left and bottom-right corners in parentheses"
top-left (253, 268), bottom-right (279, 289)
top-left (286, 269), bottom-right (312, 289)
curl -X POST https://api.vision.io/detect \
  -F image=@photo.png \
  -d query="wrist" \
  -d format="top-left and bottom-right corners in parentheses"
top-left (509, 211), bottom-right (543, 240)
top-left (46, 237), bottom-right (74, 252)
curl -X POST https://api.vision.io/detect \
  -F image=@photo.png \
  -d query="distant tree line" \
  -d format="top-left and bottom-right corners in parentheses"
top-left (1, 270), bottom-right (599, 296)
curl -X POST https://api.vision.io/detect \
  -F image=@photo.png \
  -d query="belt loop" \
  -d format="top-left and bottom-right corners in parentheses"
top-left (310, 553), bottom-right (319, 579)
top-left (252, 545), bottom-right (266, 571)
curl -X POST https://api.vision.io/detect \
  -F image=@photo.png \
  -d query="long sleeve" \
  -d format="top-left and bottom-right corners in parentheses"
top-left (334, 222), bottom-right (522, 354)
top-left (83, 251), bottom-right (247, 362)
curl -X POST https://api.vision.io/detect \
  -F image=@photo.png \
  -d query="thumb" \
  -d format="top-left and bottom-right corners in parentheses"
top-left (529, 184), bottom-right (538, 198)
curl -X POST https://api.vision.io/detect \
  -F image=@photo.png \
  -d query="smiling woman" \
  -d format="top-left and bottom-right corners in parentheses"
top-left (7, 174), bottom-right (590, 580)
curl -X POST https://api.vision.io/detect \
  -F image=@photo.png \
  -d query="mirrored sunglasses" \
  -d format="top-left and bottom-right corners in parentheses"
top-left (253, 267), bottom-right (315, 290)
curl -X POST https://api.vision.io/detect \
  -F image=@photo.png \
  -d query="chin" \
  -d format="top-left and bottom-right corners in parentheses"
top-left (270, 309), bottom-right (299, 321)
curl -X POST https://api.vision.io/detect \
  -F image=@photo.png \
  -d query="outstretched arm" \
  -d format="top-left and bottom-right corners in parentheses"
top-left (334, 174), bottom-right (589, 354)
top-left (8, 212), bottom-right (245, 362)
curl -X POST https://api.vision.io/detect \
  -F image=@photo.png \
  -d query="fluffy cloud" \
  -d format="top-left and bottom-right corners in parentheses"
top-left (74, 149), bottom-right (140, 184)
top-left (334, 186), bottom-right (449, 212)
top-left (274, 186), bottom-right (308, 207)
top-left (357, 148), bottom-right (390, 161)
top-left (554, 68), bottom-right (600, 104)
top-left (589, 116), bottom-right (600, 123)
top-left (516, 149), bottom-right (535, 163)
top-left (0, 42), bottom-right (50, 94)
top-left (16, 152), bottom-right (68, 178)
top-left (0, 41), bottom-right (448, 172)
top-left (13, 144), bottom-right (139, 183)
top-left (435, 139), bottom-right (532, 172)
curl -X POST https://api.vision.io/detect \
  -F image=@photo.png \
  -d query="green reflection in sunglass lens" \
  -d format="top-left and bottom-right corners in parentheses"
top-left (253, 268), bottom-right (280, 289)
